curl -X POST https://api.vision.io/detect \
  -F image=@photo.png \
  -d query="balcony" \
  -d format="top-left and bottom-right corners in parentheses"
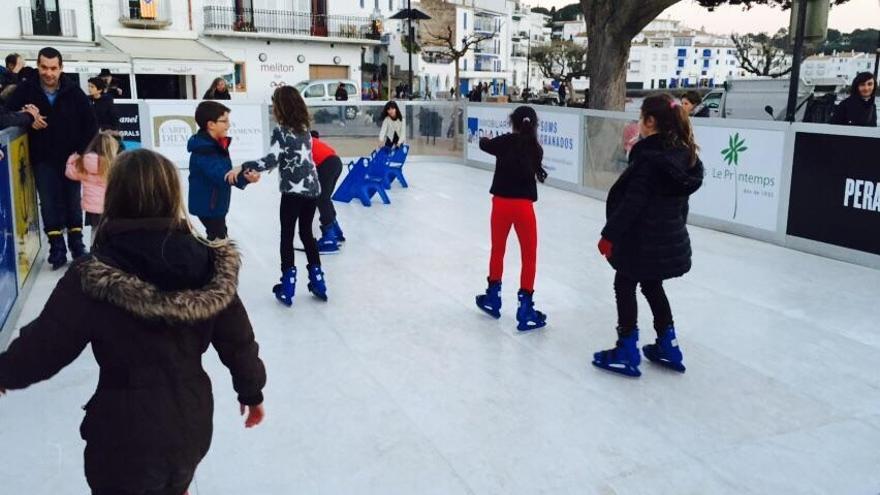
top-left (19, 7), bottom-right (77, 38)
top-left (473, 17), bottom-right (496, 34)
top-left (119, 0), bottom-right (173, 29)
top-left (474, 43), bottom-right (500, 56)
top-left (511, 47), bottom-right (528, 58)
top-left (203, 6), bottom-right (381, 42)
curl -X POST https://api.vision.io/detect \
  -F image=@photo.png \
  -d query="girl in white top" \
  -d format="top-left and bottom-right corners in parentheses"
top-left (378, 101), bottom-right (406, 148)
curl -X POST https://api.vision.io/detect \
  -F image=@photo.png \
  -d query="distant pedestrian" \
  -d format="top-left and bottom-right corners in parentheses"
top-left (831, 72), bottom-right (876, 127)
top-left (203, 77), bottom-right (232, 100)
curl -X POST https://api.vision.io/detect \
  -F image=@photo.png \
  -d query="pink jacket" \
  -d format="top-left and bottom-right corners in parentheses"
top-left (65, 153), bottom-right (107, 214)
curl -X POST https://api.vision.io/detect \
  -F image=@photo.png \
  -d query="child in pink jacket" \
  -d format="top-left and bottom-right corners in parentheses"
top-left (66, 131), bottom-right (120, 239)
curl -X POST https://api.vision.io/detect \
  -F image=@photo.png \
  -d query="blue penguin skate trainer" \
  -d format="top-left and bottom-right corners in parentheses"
top-left (516, 289), bottom-right (546, 331)
top-left (642, 326), bottom-right (686, 373)
top-left (307, 264), bottom-right (328, 301)
top-left (476, 280), bottom-right (502, 319)
top-left (273, 267), bottom-right (297, 306)
top-left (592, 330), bottom-right (642, 377)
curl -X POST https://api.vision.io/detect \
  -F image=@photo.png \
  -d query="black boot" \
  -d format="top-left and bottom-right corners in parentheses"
top-left (67, 228), bottom-right (88, 260)
top-left (47, 232), bottom-right (68, 270)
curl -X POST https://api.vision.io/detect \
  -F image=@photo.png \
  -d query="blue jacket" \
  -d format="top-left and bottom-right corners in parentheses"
top-left (187, 132), bottom-right (247, 218)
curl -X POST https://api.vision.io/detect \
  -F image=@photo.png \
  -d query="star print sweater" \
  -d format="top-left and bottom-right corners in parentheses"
top-left (242, 126), bottom-right (321, 198)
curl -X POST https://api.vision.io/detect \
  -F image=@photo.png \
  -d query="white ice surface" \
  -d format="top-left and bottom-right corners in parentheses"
top-left (0, 160), bottom-right (878, 494)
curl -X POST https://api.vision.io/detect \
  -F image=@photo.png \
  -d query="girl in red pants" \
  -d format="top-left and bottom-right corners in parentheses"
top-left (475, 106), bottom-right (549, 331)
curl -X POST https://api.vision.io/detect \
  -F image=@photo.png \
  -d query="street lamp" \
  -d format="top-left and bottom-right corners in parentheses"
top-left (390, 3), bottom-right (431, 99)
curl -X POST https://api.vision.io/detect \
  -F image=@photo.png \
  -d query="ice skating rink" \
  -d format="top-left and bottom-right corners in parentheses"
top-left (1, 160), bottom-right (878, 494)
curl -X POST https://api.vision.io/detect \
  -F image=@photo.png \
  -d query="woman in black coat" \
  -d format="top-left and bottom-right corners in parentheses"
top-left (0, 149), bottom-right (267, 495)
top-left (831, 72), bottom-right (877, 127)
top-left (203, 77), bottom-right (232, 100)
top-left (593, 94), bottom-right (704, 378)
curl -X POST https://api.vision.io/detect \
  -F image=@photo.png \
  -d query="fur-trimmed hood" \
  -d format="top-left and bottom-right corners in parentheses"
top-left (78, 218), bottom-right (241, 324)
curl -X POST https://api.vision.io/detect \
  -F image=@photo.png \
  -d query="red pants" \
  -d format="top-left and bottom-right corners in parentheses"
top-left (488, 196), bottom-right (538, 291)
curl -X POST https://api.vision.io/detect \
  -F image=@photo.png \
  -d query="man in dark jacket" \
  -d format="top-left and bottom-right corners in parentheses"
top-left (831, 72), bottom-right (877, 127)
top-left (5, 47), bottom-right (98, 269)
top-left (99, 68), bottom-right (124, 99)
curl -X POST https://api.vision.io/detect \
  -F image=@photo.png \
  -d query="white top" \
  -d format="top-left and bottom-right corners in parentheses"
top-left (378, 117), bottom-right (406, 145)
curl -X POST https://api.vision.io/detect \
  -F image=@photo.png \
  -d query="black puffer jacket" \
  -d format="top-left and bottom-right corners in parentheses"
top-left (0, 218), bottom-right (266, 492)
top-left (831, 94), bottom-right (877, 127)
top-left (602, 134), bottom-right (704, 281)
top-left (5, 73), bottom-right (97, 166)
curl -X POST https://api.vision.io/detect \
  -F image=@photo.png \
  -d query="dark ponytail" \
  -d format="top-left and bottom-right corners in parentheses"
top-left (641, 93), bottom-right (699, 168)
top-left (510, 105), bottom-right (548, 183)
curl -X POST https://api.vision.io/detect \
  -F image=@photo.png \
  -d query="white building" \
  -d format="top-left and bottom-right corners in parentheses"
top-left (803, 50), bottom-right (876, 87)
top-left (627, 19), bottom-right (741, 90)
top-left (509, 5), bottom-right (550, 93)
top-left (0, 0), bottom-right (240, 99)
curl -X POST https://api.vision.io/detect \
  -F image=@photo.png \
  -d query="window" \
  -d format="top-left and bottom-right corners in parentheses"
top-left (677, 48), bottom-right (687, 57)
top-left (389, 0), bottom-right (392, 10)
top-left (678, 59), bottom-right (685, 68)
top-left (233, 62), bottom-right (247, 92)
top-left (463, 59), bottom-right (467, 70)
top-left (703, 60), bottom-right (709, 68)
top-left (463, 13), bottom-right (467, 30)
top-left (360, 0), bottom-right (364, 7)
top-left (304, 84), bottom-right (326, 98)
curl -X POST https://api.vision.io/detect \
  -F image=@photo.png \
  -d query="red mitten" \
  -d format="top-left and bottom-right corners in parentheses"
top-left (597, 238), bottom-right (613, 258)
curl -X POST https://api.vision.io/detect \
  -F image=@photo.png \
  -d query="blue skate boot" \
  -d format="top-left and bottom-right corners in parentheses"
top-left (642, 326), bottom-right (686, 373)
top-left (332, 220), bottom-right (345, 243)
top-left (592, 329), bottom-right (642, 377)
top-left (307, 264), bottom-right (328, 301)
top-left (475, 279), bottom-right (502, 319)
top-left (273, 267), bottom-right (297, 307)
top-left (317, 224), bottom-right (340, 255)
top-left (516, 289), bottom-right (546, 331)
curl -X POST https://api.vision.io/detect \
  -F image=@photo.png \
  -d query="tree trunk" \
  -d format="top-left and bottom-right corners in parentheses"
top-left (581, 0), bottom-right (682, 110)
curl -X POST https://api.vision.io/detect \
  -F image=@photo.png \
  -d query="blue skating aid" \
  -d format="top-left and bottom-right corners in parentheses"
top-left (476, 280), bottom-right (502, 319)
top-left (592, 331), bottom-right (642, 377)
top-left (516, 289), bottom-right (546, 331)
top-left (642, 326), bottom-right (686, 373)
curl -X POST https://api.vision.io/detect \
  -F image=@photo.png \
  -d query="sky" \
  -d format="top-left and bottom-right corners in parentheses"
top-left (531, 0), bottom-right (880, 34)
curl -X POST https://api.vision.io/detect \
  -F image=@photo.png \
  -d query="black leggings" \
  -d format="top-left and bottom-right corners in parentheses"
top-left (317, 155), bottom-right (343, 229)
top-left (614, 272), bottom-right (674, 337)
top-left (280, 194), bottom-right (320, 271)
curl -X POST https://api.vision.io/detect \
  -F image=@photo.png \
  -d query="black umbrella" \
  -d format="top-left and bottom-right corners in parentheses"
top-left (389, 8), bottom-right (431, 20)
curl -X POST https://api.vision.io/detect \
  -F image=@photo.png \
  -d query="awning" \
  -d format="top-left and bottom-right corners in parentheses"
top-left (11, 40), bottom-right (131, 74)
top-left (102, 36), bottom-right (233, 77)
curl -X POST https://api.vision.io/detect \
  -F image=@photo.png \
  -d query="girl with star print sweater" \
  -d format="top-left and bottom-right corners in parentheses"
top-left (242, 86), bottom-right (328, 306)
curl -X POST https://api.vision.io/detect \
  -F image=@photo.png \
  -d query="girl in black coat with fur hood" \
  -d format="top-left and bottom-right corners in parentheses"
top-left (592, 93), bottom-right (704, 378)
top-left (0, 149), bottom-right (267, 495)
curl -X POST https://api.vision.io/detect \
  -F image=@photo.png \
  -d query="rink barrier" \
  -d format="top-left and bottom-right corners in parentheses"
top-left (464, 102), bottom-right (880, 271)
top-left (0, 128), bottom-right (43, 341)
top-left (133, 98), bottom-right (880, 270)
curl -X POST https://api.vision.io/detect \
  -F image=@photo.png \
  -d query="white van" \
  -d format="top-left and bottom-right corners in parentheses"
top-left (295, 79), bottom-right (360, 102)
top-left (699, 78), bottom-right (814, 121)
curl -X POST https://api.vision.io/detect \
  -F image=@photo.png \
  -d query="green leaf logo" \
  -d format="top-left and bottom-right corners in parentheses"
top-left (721, 133), bottom-right (748, 166)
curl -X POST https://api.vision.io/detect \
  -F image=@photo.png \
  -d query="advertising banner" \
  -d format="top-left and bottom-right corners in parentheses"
top-left (0, 144), bottom-right (18, 328)
top-left (147, 101), bottom-right (265, 166)
top-left (8, 134), bottom-right (41, 288)
top-left (689, 125), bottom-right (786, 232)
top-left (115, 102), bottom-right (142, 151)
top-left (466, 105), bottom-right (581, 185)
top-left (787, 132), bottom-right (880, 255)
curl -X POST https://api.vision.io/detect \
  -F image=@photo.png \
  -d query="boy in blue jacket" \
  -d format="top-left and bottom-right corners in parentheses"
top-left (188, 101), bottom-right (260, 240)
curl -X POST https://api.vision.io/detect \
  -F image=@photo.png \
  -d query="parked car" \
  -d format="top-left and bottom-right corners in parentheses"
top-left (294, 79), bottom-right (360, 119)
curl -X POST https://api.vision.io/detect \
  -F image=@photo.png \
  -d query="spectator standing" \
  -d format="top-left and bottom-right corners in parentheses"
top-left (6, 47), bottom-right (98, 269)
top-left (831, 72), bottom-right (877, 127)
top-left (203, 77), bottom-right (232, 100)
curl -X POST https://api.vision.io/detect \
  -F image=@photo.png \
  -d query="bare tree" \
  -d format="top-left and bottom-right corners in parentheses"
top-left (529, 40), bottom-right (588, 101)
top-left (423, 25), bottom-right (496, 102)
top-left (423, 25), bottom-right (496, 150)
top-left (731, 33), bottom-right (793, 78)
